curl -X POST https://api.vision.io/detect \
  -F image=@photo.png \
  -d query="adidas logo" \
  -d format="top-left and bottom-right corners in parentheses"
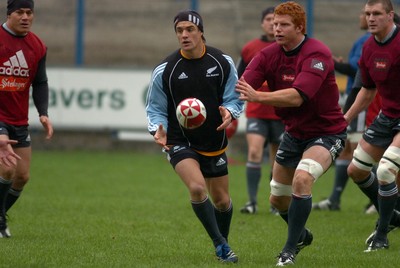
top-left (206, 66), bottom-right (219, 77)
top-left (178, 72), bottom-right (188, 79)
top-left (216, 157), bottom-right (226, 167)
top-left (312, 61), bottom-right (324, 71)
top-left (0, 50), bottom-right (30, 77)
top-left (314, 138), bottom-right (324, 144)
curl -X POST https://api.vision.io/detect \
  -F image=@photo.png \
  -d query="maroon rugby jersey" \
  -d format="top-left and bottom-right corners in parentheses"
top-left (0, 27), bottom-right (46, 125)
top-left (240, 37), bottom-right (280, 120)
top-left (243, 37), bottom-right (347, 139)
top-left (359, 28), bottom-right (400, 119)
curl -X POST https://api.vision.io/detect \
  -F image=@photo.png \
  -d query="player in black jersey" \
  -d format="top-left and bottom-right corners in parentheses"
top-left (146, 10), bottom-right (243, 263)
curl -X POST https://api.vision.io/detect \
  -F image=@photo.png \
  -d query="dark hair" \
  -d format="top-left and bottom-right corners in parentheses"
top-left (366, 0), bottom-right (394, 13)
top-left (394, 13), bottom-right (400, 24)
top-left (261, 7), bottom-right (274, 22)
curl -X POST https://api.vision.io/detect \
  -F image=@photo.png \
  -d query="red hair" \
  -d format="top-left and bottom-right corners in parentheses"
top-left (275, 1), bottom-right (307, 34)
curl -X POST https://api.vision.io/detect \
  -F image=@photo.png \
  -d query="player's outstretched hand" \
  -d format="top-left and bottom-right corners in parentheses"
top-left (154, 124), bottom-right (169, 151)
top-left (40, 116), bottom-right (54, 140)
top-left (0, 139), bottom-right (21, 167)
top-left (217, 106), bottom-right (232, 131)
top-left (236, 77), bottom-right (258, 102)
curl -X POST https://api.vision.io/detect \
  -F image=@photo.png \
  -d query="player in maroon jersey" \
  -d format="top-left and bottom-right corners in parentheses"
top-left (236, 1), bottom-right (347, 266)
top-left (344, 0), bottom-right (400, 252)
top-left (236, 6), bottom-right (285, 215)
top-left (0, 0), bottom-right (53, 238)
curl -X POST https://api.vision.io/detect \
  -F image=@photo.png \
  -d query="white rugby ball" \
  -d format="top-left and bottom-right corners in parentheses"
top-left (176, 98), bottom-right (207, 129)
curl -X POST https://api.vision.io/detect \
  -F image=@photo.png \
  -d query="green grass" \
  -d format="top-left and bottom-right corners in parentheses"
top-left (1, 150), bottom-right (399, 267)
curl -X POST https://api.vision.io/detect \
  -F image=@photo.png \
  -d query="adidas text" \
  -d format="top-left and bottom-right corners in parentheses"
top-left (0, 66), bottom-right (29, 77)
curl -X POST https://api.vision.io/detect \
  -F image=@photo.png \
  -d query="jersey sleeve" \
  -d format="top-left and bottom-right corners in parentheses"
top-left (145, 63), bottom-right (169, 134)
top-left (242, 52), bottom-right (268, 90)
top-left (292, 53), bottom-right (332, 100)
top-left (32, 53), bottom-right (49, 117)
top-left (222, 55), bottom-right (244, 119)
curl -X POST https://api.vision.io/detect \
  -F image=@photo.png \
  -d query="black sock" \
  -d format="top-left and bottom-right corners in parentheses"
top-left (5, 188), bottom-right (22, 212)
top-left (192, 196), bottom-right (225, 247)
top-left (0, 177), bottom-right (12, 227)
top-left (214, 200), bottom-right (233, 242)
top-left (246, 162), bottom-right (261, 204)
top-left (395, 194), bottom-right (400, 211)
top-left (329, 159), bottom-right (350, 204)
top-left (355, 172), bottom-right (379, 211)
top-left (279, 210), bottom-right (289, 224)
top-left (376, 182), bottom-right (398, 238)
top-left (283, 194), bottom-right (312, 254)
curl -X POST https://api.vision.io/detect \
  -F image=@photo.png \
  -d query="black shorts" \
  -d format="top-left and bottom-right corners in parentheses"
top-left (0, 122), bottom-right (31, 148)
top-left (275, 131), bottom-right (346, 168)
top-left (166, 145), bottom-right (228, 178)
top-left (246, 118), bottom-right (284, 144)
top-left (363, 113), bottom-right (400, 148)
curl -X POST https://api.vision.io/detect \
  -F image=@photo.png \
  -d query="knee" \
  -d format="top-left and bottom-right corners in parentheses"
top-left (346, 163), bottom-right (357, 180)
top-left (347, 163), bottom-right (366, 182)
top-left (292, 172), bottom-right (313, 195)
top-left (270, 194), bottom-right (291, 211)
top-left (350, 144), bottom-right (376, 173)
top-left (296, 159), bottom-right (324, 181)
top-left (12, 173), bottom-right (30, 189)
top-left (0, 165), bottom-right (16, 180)
top-left (188, 182), bottom-right (207, 200)
top-left (270, 179), bottom-right (292, 210)
top-left (248, 147), bottom-right (263, 162)
top-left (347, 144), bottom-right (378, 182)
top-left (213, 196), bottom-right (231, 211)
top-left (376, 146), bottom-right (400, 184)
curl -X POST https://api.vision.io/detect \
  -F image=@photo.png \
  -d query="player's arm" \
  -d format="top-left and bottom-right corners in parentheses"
top-left (345, 57), bottom-right (377, 123)
top-left (236, 77), bottom-right (304, 107)
top-left (343, 68), bottom-right (362, 113)
top-left (236, 57), bottom-right (246, 78)
top-left (153, 124), bottom-right (169, 151)
top-left (220, 55), bottom-right (244, 124)
top-left (32, 53), bottom-right (53, 140)
top-left (344, 87), bottom-right (376, 123)
top-left (146, 65), bottom-right (169, 149)
top-left (216, 106), bottom-right (233, 131)
top-left (334, 61), bottom-right (357, 78)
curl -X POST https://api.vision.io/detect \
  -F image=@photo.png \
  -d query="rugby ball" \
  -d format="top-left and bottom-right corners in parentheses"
top-left (176, 98), bottom-right (207, 129)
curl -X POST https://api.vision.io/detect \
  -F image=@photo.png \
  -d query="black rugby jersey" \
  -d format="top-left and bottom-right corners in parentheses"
top-left (146, 46), bottom-right (244, 153)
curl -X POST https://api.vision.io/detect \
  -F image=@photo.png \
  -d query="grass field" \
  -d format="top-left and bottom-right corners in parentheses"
top-left (1, 150), bottom-right (399, 268)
